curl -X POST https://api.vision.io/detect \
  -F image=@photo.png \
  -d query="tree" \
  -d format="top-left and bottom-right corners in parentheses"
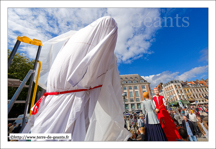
top-left (8, 50), bottom-right (42, 119)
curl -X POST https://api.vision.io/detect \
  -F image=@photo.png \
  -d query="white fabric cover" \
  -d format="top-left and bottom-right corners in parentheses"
top-left (23, 16), bottom-right (131, 141)
top-left (34, 30), bottom-right (77, 89)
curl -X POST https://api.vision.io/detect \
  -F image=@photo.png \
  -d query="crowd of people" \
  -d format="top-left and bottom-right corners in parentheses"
top-left (8, 86), bottom-right (208, 142)
top-left (124, 103), bottom-right (208, 141)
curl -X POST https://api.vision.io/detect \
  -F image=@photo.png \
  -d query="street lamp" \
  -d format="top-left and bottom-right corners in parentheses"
top-left (122, 92), bottom-right (127, 114)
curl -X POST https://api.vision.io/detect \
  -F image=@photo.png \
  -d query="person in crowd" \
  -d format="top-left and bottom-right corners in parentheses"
top-left (173, 111), bottom-right (182, 127)
top-left (127, 130), bottom-right (137, 141)
top-left (184, 108), bottom-right (189, 118)
top-left (188, 110), bottom-right (200, 133)
top-left (8, 122), bottom-right (16, 134)
top-left (182, 116), bottom-right (198, 141)
top-left (131, 115), bottom-right (138, 132)
top-left (137, 127), bottom-right (146, 141)
top-left (124, 116), bottom-right (127, 128)
top-left (152, 88), bottom-right (181, 141)
top-left (195, 105), bottom-right (199, 113)
top-left (138, 114), bottom-right (145, 128)
top-left (180, 109), bottom-right (185, 116)
top-left (142, 92), bottom-right (167, 141)
top-left (177, 128), bottom-right (189, 141)
top-left (126, 117), bottom-right (131, 131)
top-left (204, 108), bottom-right (208, 114)
top-left (199, 110), bottom-right (208, 119)
top-left (196, 116), bottom-right (208, 140)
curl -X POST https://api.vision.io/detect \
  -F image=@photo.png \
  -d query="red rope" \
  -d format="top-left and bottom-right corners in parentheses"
top-left (31, 85), bottom-right (102, 115)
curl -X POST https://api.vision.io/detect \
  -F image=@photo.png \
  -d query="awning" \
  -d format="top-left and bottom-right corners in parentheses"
top-left (169, 101), bottom-right (178, 106)
top-left (181, 100), bottom-right (190, 104)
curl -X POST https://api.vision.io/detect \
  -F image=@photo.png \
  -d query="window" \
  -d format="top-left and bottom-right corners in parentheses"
top-left (124, 99), bottom-right (128, 102)
top-left (128, 80), bottom-right (132, 83)
top-left (123, 87), bottom-right (127, 90)
top-left (136, 98), bottom-right (140, 102)
top-left (125, 104), bottom-right (129, 109)
top-left (134, 86), bottom-right (138, 89)
top-left (135, 91), bottom-right (139, 97)
top-left (120, 78), bottom-right (123, 80)
top-left (131, 104), bottom-right (135, 109)
top-left (133, 80), bottom-right (137, 83)
top-left (124, 92), bottom-right (127, 96)
top-left (129, 86), bottom-right (132, 90)
top-left (135, 77), bottom-right (138, 79)
top-left (129, 91), bottom-right (133, 97)
top-left (125, 77), bottom-right (128, 79)
top-left (130, 98), bottom-right (134, 102)
top-left (122, 81), bottom-right (126, 84)
top-left (142, 85), bottom-right (146, 89)
top-left (137, 103), bottom-right (141, 109)
top-left (140, 80), bottom-right (144, 83)
top-left (130, 77), bottom-right (133, 79)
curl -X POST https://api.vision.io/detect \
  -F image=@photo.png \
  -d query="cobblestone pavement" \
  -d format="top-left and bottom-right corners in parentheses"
top-left (197, 137), bottom-right (208, 141)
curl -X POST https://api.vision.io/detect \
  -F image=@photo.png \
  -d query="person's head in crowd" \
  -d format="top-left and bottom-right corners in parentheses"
top-left (183, 116), bottom-right (188, 122)
top-left (189, 110), bottom-right (192, 114)
top-left (178, 128), bottom-right (189, 141)
top-left (8, 123), bottom-right (12, 127)
top-left (13, 122), bottom-right (16, 126)
top-left (139, 115), bottom-right (143, 119)
top-left (196, 116), bottom-right (202, 122)
top-left (139, 127), bottom-right (145, 134)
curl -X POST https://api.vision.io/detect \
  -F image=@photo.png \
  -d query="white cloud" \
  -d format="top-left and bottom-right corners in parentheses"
top-left (199, 48), bottom-right (208, 62)
top-left (8, 8), bottom-right (161, 61)
top-left (175, 65), bottom-right (208, 81)
top-left (142, 65), bottom-right (208, 89)
top-left (107, 8), bottom-right (161, 63)
top-left (142, 71), bottom-right (179, 88)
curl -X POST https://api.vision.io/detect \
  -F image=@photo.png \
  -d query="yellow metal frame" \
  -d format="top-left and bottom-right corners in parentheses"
top-left (17, 36), bottom-right (43, 46)
top-left (29, 60), bottom-right (41, 118)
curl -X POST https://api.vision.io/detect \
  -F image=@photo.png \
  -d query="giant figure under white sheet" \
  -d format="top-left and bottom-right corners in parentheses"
top-left (22, 16), bottom-right (131, 141)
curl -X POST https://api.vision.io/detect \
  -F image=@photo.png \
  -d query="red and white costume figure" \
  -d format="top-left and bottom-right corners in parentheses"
top-left (153, 88), bottom-right (181, 141)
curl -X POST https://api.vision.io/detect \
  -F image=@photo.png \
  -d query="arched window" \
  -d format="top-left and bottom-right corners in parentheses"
top-left (122, 81), bottom-right (127, 84)
top-left (128, 80), bottom-right (132, 83)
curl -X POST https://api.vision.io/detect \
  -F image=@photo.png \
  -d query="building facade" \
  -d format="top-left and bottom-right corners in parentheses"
top-left (187, 80), bottom-right (208, 104)
top-left (162, 79), bottom-right (208, 105)
top-left (163, 80), bottom-right (188, 102)
top-left (120, 74), bottom-right (151, 113)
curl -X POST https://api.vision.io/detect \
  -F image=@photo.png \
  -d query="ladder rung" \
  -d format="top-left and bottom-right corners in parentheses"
top-left (8, 118), bottom-right (23, 121)
top-left (8, 100), bottom-right (26, 104)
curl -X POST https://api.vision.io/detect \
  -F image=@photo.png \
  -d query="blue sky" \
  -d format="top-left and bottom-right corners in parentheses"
top-left (8, 8), bottom-right (208, 88)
